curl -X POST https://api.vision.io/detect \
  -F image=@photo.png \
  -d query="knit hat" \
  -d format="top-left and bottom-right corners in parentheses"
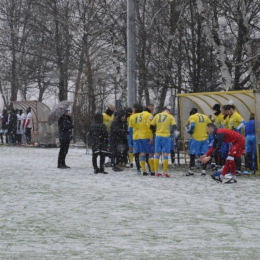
top-left (125, 108), bottom-right (132, 118)
top-left (212, 104), bottom-right (220, 111)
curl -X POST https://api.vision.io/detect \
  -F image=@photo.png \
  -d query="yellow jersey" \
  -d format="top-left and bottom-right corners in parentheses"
top-left (127, 115), bottom-right (131, 125)
top-left (102, 113), bottom-right (114, 133)
top-left (221, 115), bottom-right (230, 129)
top-left (150, 112), bottom-right (176, 137)
top-left (135, 111), bottom-right (153, 139)
top-left (128, 113), bottom-right (141, 140)
top-left (229, 111), bottom-right (244, 129)
top-left (212, 113), bottom-right (224, 128)
top-left (185, 113), bottom-right (211, 141)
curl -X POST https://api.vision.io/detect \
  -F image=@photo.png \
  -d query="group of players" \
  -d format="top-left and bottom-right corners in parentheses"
top-left (93, 102), bottom-right (256, 183)
top-left (185, 104), bottom-right (255, 183)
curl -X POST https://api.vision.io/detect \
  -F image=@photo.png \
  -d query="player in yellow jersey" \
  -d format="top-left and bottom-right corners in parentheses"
top-left (185, 108), bottom-right (211, 176)
top-left (128, 104), bottom-right (143, 173)
top-left (150, 108), bottom-right (177, 177)
top-left (135, 107), bottom-right (154, 176)
top-left (220, 105), bottom-right (231, 129)
top-left (212, 104), bottom-right (224, 128)
top-left (102, 104), bottom-right (115, 133)
top-left (226, 105), bottom-right (246, 134)
top-left (103, 104), bottom-right (115, 167)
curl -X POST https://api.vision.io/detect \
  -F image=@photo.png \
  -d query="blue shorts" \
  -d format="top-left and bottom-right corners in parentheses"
top-left (133, 140), bottom-right (140, 154)
top-left (189, 138), bottom-right (208, 156)
top-left (245, 134), bottom-right (256, 153)
top-left (138, 139), bottom-right (154, 154)
top-left (155, 136), bottom-right (171, 153)
top-left (128, 135), bottom-right (133, 148)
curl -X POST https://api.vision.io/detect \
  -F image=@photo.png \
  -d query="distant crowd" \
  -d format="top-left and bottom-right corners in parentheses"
top-left (0, 107), bottom-right (33, 146)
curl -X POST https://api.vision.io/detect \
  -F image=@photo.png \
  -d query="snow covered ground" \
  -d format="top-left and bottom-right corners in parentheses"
top-left (1, 146), bottom-right (260, 259)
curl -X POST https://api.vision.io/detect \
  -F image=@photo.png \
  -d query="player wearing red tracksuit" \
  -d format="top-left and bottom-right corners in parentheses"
top-left (200, 123), bottom-right (245, 183)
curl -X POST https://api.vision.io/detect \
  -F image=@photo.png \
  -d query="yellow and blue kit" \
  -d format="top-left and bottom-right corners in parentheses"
top-left (135, 110), bottom-right (154, 154)
top-left (150, 112), bottom-right (176, 173)
top-left (128, 112), bottom-right (142, 153)
top-left (212, 113), bottom-right (224, 128)
top-left (229, 111), bottom-right (246, 134)
top-left (151, 112), bottom-right (176, 153)
top-left (185, 113), bottom-right (211, 155)
top-left (221, 115), bottom-right (230, 129)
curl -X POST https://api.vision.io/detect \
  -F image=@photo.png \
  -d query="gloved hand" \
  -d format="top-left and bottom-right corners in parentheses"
top-left (188, 130), bottom-right (193, 135)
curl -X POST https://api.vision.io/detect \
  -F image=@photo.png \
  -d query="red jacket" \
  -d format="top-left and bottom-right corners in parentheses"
top-left (206, 128), bottom-right (244, 157)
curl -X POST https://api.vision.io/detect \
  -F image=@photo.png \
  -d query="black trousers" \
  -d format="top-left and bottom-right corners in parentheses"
top-left (16, 134), bottom-right (22, 144)
top-left (111, 144), bottom-right (128, 166)
top-left (25, 128), bottom-right (32, 144)
top-left (10, 130), bottom-right (16, 144)
top-left (58, 140), bottom-right (70, 166)
top-left (92, 151), bottom-right (106, 170)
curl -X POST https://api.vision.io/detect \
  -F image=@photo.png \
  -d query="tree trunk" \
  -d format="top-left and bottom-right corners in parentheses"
top-left (196, 0), bottom-right (233, 90)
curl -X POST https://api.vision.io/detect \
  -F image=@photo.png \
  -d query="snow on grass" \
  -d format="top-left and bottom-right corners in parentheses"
top-left (1, 146), bottom-right (260, 259)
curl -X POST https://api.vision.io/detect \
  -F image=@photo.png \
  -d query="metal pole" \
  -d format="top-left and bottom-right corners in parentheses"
top-left (127, 0), bottom-right (136, 107)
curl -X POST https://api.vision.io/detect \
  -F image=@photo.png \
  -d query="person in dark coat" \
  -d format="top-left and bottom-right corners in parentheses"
top-left (9, 108), bottom-right (18, 145)
top-left (89, 113), bottom-right (109, 174)
top-left (1, 109), bottom-right (7, 144)
top-left (57, 110), bottom-right (73, 169)
top-left (110, 110), bottom-right (128, 171)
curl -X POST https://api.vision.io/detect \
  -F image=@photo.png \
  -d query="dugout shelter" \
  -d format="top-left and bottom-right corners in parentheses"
top-left (178, 90), bottom-right (260, 172)
top-left (12, 100), bottom-right (57, 146)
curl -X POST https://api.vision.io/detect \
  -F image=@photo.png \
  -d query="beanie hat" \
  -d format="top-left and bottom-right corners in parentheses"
top-left (212, 104), bottom-right (220, 111)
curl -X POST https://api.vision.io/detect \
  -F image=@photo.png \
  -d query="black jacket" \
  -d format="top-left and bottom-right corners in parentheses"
top-left (9, 110), bottom-right (17, 132)
top-left (58, 114), bottom-right (73, 142)
top-left (110, 110), bottom-right (128, 152)
top-left (89, 113), bottom-right (109, 153)
top-left (2, 113), bottom-right (8, 130)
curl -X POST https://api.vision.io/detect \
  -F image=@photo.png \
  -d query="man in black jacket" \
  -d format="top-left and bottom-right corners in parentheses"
top-left (89, 113), bottom-right (109, 174)
top-left (9, 108), bottom-right (18, 145)
top-left (57, 110), bottom-right (73, 169)
top-left (110, 110), bottom-right (128, 171)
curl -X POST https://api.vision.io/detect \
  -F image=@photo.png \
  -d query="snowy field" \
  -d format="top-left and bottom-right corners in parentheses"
top-left (1, 146), bottom-right (260, 260)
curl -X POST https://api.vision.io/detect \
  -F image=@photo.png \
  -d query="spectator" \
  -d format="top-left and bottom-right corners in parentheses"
top-left (9, 108), bottom-right (17, 145)
top-left (16, 109), bottom-right (23, 145)
top-left (20, 110), bottom-right (26, 145)
top-left (89, 113), bottom-right (109, 174)
top-left (24, 107), bottom-right (33, 145)
top-left (57, 110), bottom-right (73, 169)
top-left (110, 110), bottom-right (128, 172)
top-left (1, 109), bottom-right (9, 144)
